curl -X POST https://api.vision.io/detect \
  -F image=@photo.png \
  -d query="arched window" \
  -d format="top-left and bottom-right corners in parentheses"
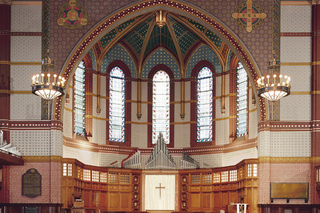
top-left (109, 67), bottom-right (126, 142)
top-left (197, 67), bottom-right (213, 142)
top-left (236, 62), bottom-right (248, 137)
top-left (152, 71), bottom-right (170, 144)
top-left (74, 61), bottom-right (86, 136)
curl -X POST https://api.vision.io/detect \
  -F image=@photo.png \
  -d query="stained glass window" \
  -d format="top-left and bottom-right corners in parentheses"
top-left (74, 61), bottom-right (86, 136)
top-left (152, 71), bottom-right (170, 144)
top-left (109, 67), bottom-right (125, 142)
top-left (236, 62), bottom-right (248, 137)
top-left (197, 67), bottom-right (213, 142)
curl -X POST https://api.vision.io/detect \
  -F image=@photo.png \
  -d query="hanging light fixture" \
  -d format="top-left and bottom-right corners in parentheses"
top-left (257, 58), bottom-right (291, 102)
top-left (156, 10), bottom-right (167, 28)
top-left (31, 50), bottom-right (66, 100)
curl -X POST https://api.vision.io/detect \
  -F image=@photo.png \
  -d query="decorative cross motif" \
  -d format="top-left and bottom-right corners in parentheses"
top-left (155, 183), bottom-right (165, 198)
top-left (232, 0), bottom-right (267, 32)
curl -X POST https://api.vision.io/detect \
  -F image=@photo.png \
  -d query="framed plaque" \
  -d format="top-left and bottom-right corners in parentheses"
top-left (22, 168), bottom-right (41, 198)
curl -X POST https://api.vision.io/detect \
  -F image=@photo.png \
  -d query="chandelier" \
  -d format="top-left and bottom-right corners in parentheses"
top-left (257, 58), bottom-right (291, 102)
top-left (31, 51), bottom-right (66, 100)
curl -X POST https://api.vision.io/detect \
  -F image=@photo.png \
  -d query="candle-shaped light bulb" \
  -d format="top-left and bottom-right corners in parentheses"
top-left (53, 74), bottom-right (57, 85)
top-left (273, 74), bottom-right (276, 85)
top-left (36, 74), bottom-right (39, 84)
top-left (47, 74), bottom-right (50, 84)
top-left (41, 73), bottom-right (45, 84)
top-left (266, 75), bottom-right (270, 86)
top-left (261, 76), bottom-right (265, 86)
top-left (32, 76), bottom-right (36, 85)
top-left (288, 77), bottom-right (291, 87)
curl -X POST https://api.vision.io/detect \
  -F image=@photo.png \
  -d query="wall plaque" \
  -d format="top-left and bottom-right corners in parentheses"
top-left (22, 168), bottom-right (41, 198)
top-left (270, 183), bottom-right (308, 203)
top-left (25, 207), bottom-right (38, 213)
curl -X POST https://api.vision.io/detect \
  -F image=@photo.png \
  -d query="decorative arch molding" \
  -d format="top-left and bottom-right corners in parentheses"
top-left (54, 0), bottom-right (266, 122)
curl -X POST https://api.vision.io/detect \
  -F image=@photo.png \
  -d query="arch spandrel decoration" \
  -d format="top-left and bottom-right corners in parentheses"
top-left (54, 0), bottom-right (265, 122)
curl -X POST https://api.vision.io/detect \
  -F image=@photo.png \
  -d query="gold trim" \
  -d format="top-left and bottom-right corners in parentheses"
top-left (23, 156), bottom-right (62, 162)
top-left (313, 61), bottom-right (320, 65)
top-left (64, 107), bottom-right (73, 112)
top-left (85, 115), bottom-right (108, 121)
top-left (12, 1), bottom-right (42, 5)
top-left (280, 62), bottom-right (311, 66)
top-left (214, 116), bottom-right (236, 121)
top-left (249, 108), bottom-right (257, 113)
top-left (291, 91), bottom-right (311, 95)
top-left (281, 1), bottom-right (312, 6)
top-left (0, 61), bottom-right (42, 65)
top-left (0, 90), bottom-right (33, 94)
top-left (259, 157), bottom-right (312, 164)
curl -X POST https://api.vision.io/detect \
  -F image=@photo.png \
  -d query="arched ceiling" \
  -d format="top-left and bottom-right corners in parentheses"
top-left (91, 11), bottom-right (232, 77)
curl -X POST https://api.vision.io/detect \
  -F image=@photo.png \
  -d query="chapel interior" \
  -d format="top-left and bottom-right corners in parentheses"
top-left (0, 0), bottom-right (319, 213)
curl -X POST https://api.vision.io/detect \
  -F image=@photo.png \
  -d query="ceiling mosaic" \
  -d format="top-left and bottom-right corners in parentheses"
top-left (86, 12), bottom-right (236, 79)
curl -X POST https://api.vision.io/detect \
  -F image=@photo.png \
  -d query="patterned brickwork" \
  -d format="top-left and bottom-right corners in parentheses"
top-left (186, 44), bottom-right (222, 78)
top-left (10, 162), bottom-right (61, 203)
top-left (142, 48), bottom-right (180, 79)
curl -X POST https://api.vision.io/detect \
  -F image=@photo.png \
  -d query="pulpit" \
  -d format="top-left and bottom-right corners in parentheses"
top-left (71, 198), bottom-right (85, 213)
top-left (227, 203), bottom-right (248, 213)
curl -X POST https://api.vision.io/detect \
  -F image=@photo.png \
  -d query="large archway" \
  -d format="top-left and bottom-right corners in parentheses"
top-left (53, 0), bottom-right (266, 122)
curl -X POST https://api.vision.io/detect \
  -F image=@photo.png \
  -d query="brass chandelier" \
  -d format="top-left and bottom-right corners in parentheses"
top-left (31, 51), bottom-right (66, 100)
top-left (257, 58), bottom-right (291, 102)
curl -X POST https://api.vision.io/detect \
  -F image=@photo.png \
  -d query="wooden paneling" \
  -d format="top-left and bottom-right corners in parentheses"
top-left (179, 159), bottom-right (259, 213)
top-left (61, 159), bottom-right (142, 212)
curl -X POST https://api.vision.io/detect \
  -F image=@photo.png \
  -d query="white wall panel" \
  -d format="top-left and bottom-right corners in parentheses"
top-left (131, 123), bottom-right (148, 148)
top-left (11, 36), bottom-right (41, 62)
top-left (11, 65), bottom-right (41, 91)
top-left (280, 95), bottom-right (311, 120)
top-left (174, 124), bottom-right (190, 148)
top-left (281, 6), bottom-right (311, 32)
top-left (11, 5), bottom-right (42, 32)
top-left (222, 147), bottom-right (258, 167)
top-left (280, 66), bottom-right (311, 92)
top-left (10, 94), bottom-right (41, 120)
top-left (281, 37), bottom-right (311, 62)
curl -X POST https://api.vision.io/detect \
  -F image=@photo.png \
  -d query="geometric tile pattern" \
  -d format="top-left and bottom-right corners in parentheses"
top-left (280, 37), bottom-right (311, 62)
top-left (11, 5), bottom-right (42, 32)
top-left (10, 94), bottom-right (42, 120)
top-left (10, 65), bottom-right (41, 91)
top-left (11, 36), bottom-right (42, 62)
top-left (186, 44), bottom-right (222, 78)
top-left (142, 48), bottom-right (180, 78)
top-left (101, 44), bottom-right (136, 77)
top-left (280, 95), bottom-right (311, 120)
top-left (270, 131), bottom-right (311, 157)
top-left (281, 6), bottom-right (311, 33)
top-left (11, 130), bottom-right (53, 156)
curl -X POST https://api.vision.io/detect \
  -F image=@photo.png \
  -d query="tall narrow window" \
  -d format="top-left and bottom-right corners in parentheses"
top-left (236, 62), bottom-right (248, 137)
top-left (109, 67), bottom-right (125, 142)
top-left (197, 67), bottom-right (213, 142)
top-left (74, 61), bottom-right (86, 136)
top-left (152, 71), bottom-right (170, 144)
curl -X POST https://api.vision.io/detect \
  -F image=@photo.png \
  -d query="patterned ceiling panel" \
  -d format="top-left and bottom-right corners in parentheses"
top-left (144, 25), bottom-right (177, 57)
top-left (169, 16), bottom-right (199, 57)
top-left (184, 17), bottom-right (206, 32)
top-left (142, 48), bottom-right (180, 79)
top-left (101, 44), bottom-right (137, 78)
top-left (124, 16), bottom-right (153, 55)
top-left (87, 48), bottom-right (97, 71)
top-left (205, 30), bottom-right (223, 49)
top-left (100, 17), bottom-right (138, 49)
top-left (186, 44), bottom-right (222, 78)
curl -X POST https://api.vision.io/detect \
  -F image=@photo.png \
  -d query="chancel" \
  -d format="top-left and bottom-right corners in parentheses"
top-left (0, 0), bottom-right (319, 213)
